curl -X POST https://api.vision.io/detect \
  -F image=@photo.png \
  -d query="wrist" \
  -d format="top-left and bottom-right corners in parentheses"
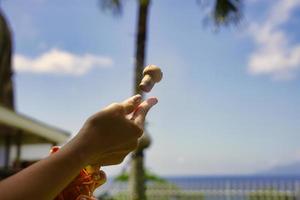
top-left (58, 143), bottom-right (89, 169)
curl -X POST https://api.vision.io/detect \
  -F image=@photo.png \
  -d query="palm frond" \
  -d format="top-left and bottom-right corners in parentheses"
top-left (99, 0), bottom-right (123, 15)
top-left (213, 0), bottom-right (242, 26)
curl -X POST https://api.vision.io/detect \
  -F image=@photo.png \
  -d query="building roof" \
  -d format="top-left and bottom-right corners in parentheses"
top-left (0, 105), bottom-right (70, 144)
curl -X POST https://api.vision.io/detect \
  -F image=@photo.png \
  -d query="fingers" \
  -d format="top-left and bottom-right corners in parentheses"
top-left (86, 165), bottom-right (107, 187)
top-left (101, 139), bottom-right (139, 154)
top-left (96, 170), bottom-right (107, 186)
top-left (121, 94), bottom-right (142, 114)
top-left (98, 140), bottom-right (138, 166)
top-left (103, 94), bottom-right (142, 116)
top-left (100, 151), bottom-right (131, 166)
top-left (116, 140), bottom-right (139, 152)
top-left (131, 97), bottom-right (158, 128)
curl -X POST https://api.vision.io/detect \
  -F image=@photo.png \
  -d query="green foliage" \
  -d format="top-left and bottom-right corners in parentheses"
top-left (100, 0), bottom-right (243, 26)
top-left (213, 0), bottom-right (242, 25)
top-left (114, 169), bottom-right (166, 183)
top-left (145, 170), bottom-right (167, 183)
top-left (248, 189), bottom-right (296, 200)
top-left (114, 171), bottom-right (128, 182)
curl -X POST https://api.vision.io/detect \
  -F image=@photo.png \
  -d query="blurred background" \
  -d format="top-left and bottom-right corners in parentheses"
top-left (1, 0), bottom-right (300, 199)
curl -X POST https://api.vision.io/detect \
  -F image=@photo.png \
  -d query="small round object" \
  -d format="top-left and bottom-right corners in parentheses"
top-left (139, 65), bottom-right (163, 92)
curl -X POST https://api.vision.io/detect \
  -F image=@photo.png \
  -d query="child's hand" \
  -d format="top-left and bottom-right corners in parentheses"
top-left (63, 94), bottom-right (157, 167)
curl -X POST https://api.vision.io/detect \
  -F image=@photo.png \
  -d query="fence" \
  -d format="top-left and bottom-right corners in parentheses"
top-left (98, 176), bottom-right (300, 200)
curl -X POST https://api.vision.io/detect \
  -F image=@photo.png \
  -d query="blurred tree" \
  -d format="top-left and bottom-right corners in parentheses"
top-left (0, 7), bottom-right (15, 170)
top-left (99, 0), bottom-right (242, 199)
top-left (0, 8), bottom-right (14, 109)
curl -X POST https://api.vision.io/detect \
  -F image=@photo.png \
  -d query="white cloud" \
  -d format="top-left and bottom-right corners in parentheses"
top-left (247, 0), bottom-right (300, 80)
top-left (14, 49), bottom-right (113, 76)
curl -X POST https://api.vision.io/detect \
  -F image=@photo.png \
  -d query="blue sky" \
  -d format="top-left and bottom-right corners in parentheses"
top-left (1, 0), bottom-right (300, 176)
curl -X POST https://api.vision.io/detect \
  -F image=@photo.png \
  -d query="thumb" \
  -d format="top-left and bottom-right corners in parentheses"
top-left (131, 97), bottom-right (158, 128)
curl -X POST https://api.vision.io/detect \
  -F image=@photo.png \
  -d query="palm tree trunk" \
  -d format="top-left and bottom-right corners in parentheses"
top-left (130, 0), bottom-right (151, 200)
top-left (0, 9), bottom-right (14, 109)
top-left (0, 9), bottom-right (15, 170)
top-left (133, 0), bottom-right (150, 96)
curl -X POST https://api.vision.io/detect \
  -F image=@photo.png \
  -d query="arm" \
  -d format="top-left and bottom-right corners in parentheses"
top-left (0, 95), bottom-right (157, 200)
top-left (0, 145), bottom-right (85, 199)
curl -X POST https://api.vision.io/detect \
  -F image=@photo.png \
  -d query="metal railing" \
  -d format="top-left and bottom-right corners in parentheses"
top-left (98, 176), bottom-right (300, 200)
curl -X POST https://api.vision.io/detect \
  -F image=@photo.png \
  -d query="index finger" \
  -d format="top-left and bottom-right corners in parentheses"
top-left (131, 97), bottom-right (158, 128)
top-left (101, 95), bottom-right (142, 116)
top-left (121, 94), bottom-right (142, 114)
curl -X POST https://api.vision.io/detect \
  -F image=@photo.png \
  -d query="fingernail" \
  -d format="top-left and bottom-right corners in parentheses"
top-left (147, 97), bottom-right (158, 106)
top-left (133, 94), bottom-right (142, 102)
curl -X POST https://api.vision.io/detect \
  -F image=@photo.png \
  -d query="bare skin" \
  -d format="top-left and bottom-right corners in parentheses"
top-left (0, 94), bottom-right (157, 200)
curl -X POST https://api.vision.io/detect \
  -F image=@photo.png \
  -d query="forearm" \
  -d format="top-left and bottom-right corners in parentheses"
top-left (0, 145), bottom-right (85, 200)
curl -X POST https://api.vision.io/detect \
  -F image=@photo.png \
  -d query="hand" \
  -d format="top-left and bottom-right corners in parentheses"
top-left (63, 95), bottom-right (158, 167)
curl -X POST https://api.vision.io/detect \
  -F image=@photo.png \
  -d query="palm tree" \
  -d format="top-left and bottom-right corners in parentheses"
top-left (0, 8), bottom-right (14, 110)
top-left (99, 0), bottom-right (242, 199)
top-left (0, 7), bottom-right (15, 171)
